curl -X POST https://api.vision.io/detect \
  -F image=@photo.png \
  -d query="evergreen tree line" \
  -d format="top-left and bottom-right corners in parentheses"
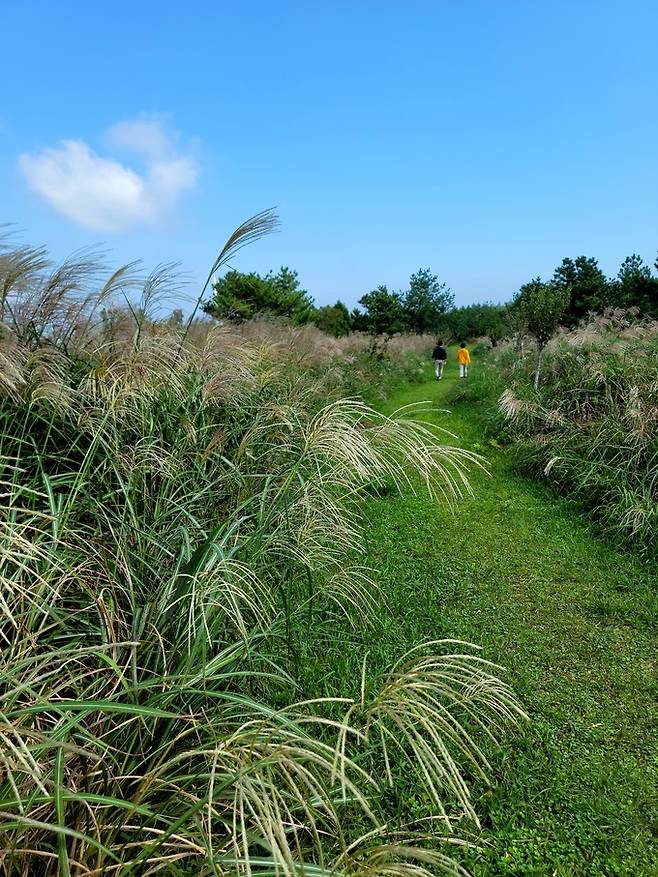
top-left (202, 266), bottom-right (456, 337)
top-left (530, 252), bottom-right (658, 327)
top-left (202, 251), bottom-right (658, 340)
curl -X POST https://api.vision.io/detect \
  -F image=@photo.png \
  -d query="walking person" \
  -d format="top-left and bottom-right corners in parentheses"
top-left (457, 342), bottom-right (471, 378)
top-left (431, 339), bottom-right (448, 380)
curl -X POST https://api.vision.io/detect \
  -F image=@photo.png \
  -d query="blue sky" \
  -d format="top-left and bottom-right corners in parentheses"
top-left (2, 0), bottom-right (658, 310)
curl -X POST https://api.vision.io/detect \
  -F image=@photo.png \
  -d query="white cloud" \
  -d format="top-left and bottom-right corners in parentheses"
top-left (19, 119), bottom-right (198, 232)
top-left (106, 118), bottom-right (172, 157)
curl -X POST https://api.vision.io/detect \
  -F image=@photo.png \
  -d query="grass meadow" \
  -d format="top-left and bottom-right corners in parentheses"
top-left (1, 230), bottom-right (656, 876)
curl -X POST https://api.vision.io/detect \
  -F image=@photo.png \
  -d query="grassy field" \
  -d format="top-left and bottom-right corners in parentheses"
top-left (3, 260), bottom-right (656, 875)
top-left (302, 352), bottom-right (658, 876)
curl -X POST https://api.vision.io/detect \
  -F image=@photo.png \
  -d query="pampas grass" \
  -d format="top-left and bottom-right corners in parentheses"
top-left (493, 312), bottom-right (658, 553)
top-left (0, 230), bottom-right (524, 876)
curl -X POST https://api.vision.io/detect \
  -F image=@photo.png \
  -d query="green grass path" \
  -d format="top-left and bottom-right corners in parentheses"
top-left (363, 363), bottom-right (658, 876)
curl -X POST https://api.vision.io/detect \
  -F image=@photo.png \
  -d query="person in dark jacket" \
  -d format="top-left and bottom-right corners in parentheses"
top-left (431, 340), bottom-right (448, 380)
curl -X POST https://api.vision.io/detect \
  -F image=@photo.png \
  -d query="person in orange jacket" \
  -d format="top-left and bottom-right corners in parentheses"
top-left (457, 342), bottom-right (471, 378)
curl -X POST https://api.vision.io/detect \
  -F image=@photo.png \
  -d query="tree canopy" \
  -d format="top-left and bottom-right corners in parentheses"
top-left (550, 253), bottom-right (658, 322)
top-left (613, 254), bottom-right (658, 314)
top-left (350, 270), bottom-right (453, 335)
top-left (311, 300), bottom-right (352, 337)
top-left (351, 285), bottom-right (407, 334)
top-left (441, 302), bottom-right (507, 345)
top-left (402, 268), bottom-right (454, 334)
top-left (552, 256), bottom-right (609, 325)
top-left (202, 267), bottom-right (314, 323)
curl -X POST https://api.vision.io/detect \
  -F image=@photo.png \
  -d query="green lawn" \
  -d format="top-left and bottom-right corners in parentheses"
top-left (303, 356), bottom-right (658, 876)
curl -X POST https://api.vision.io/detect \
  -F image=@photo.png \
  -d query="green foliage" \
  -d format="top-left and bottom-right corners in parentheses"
top-left (513, 279), bottom-right (570, 388)
top-left (552, 255), bottom-right (610, 325)
top-left (203, 265), bottom-right (314, 323)
top-left (442, 302), bottom-right (507, 344)
top-left (549, 252), bottom-right (658, 322)
top-left (351, 270), bottom-right (454, 337)
top-left (312, 299), bottom-right (352, 336)
top-left (351, 284), bottom-right (407, 334)
top-left (612, 253), bottom-right (658, 314)
top-left (514, 279), bottom-right (570, 348)
top-left (402, 268), bottom-right (454, 334)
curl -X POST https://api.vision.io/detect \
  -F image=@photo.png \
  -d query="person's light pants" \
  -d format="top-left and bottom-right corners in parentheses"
top-left (459, 364), bottom-right (468, 378)
top-left (434, 360), bottom-right (445, 378)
